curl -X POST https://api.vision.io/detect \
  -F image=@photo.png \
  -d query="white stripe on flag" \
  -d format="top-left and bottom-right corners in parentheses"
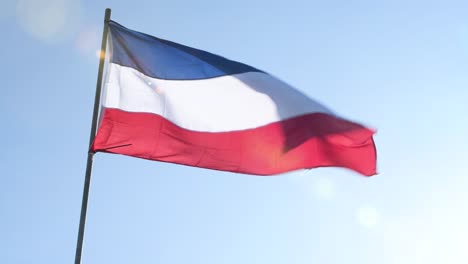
top-left (103, 63), bottom-right (333, 132)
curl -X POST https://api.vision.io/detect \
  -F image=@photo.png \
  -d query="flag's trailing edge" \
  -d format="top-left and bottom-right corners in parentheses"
top-left (92, 21), bottom-right (377, 176)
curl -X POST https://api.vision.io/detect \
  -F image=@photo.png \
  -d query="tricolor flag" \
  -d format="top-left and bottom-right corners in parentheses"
top-left (91, 21), bottom-right (377, 176)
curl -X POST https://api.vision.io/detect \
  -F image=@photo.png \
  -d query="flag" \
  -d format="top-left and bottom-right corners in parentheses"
top-left (91, 20), bottom-right (377, 176)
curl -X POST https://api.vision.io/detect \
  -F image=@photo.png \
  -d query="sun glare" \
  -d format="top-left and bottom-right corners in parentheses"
top-left (95, 49), bottom-right (106, 59)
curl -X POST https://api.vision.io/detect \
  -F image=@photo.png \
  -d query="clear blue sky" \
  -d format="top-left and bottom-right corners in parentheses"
top-left (2, 0), bottom-right (468, 263)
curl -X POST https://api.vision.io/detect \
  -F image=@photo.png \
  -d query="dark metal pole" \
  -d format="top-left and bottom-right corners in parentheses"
top-left (74, 8), bottom-right (111, 264)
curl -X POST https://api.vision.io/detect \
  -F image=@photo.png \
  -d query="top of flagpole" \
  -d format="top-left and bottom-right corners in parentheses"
top-left (104, 8), bottom-right (111, 23)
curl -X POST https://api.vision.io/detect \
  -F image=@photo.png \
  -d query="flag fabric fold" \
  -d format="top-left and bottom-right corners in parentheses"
top-left (91, 20), bottom-right (377, 176)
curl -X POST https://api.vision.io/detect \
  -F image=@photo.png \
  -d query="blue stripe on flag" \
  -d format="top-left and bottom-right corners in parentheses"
top-left (109, 21), bottom-right (262, 80)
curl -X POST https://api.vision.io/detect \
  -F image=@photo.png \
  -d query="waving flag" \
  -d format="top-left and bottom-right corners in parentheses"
top-left (91, 21), bottom-right (377, 176)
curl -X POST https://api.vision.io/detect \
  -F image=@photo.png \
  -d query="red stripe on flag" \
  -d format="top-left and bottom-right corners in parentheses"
top-left (92, 108), bottom-right (376, 176)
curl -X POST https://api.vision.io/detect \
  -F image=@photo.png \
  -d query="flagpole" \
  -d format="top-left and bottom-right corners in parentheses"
top-left (74, 8), bottom-right (111, 264)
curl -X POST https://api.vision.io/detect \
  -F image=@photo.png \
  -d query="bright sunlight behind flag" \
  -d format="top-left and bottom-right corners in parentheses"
top-left (91, 21), bottom-right (377, 176)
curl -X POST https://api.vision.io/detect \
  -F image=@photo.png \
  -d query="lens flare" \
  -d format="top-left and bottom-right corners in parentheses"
top-left (16, 0), bottom-right (82, 43)
top-left (312, 177), bottom-right (335, 200)
top-left (75, 26), bottom-right (100, 56)
top-left (356, 205), bottom-right (379, 229)
top-left (95, 49), bottom-right (105, 59)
